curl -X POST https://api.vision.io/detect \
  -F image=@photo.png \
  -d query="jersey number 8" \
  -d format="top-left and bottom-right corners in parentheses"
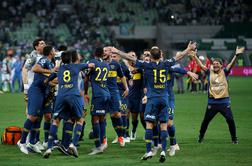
top-left (63, 70), bottom-right (71, 82)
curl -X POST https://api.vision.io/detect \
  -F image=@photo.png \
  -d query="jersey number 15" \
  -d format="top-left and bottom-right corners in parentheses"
top-left (153, 69), bottom-right (166, 83)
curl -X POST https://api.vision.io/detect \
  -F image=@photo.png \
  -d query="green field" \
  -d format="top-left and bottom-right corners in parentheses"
top-left (0, 77), bottom-right (251, 166)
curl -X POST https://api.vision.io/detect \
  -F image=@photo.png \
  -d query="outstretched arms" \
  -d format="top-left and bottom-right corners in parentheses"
top-left (226, 46), bottom-right (245, 71)
top-left (189, 51), bottom-right (208, 71)
top-left (174, 41), bottom-right (197, 61)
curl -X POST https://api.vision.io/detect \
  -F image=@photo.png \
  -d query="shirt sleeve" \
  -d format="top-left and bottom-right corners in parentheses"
top-left (205, 69), bottom-right (210, 75)
top-left (37, 58), bottom-right (47, 68)
top-left (79, 63), bottom-right (89, 71)
top-left (135, 60), bottom-right (145, 69)
top-left (224, 68), bottom-right (230, 76)
top-left (24, 55), bottom-right (36, 70)
top-left (125, 68), bottom-right (131, 80)
top-left (164, 58), bottom-right (176, 67)
top-left (170, 67), bottom-right (187, 75)
top-left (116, 62), bottom-right (124, 78)
top-left (47, 73), bottom-right (57, 82)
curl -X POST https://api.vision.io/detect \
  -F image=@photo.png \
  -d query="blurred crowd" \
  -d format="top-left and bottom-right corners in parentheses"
top-left (0, 0), bottom-right (251, 48)
top-left (0, 0), bottom-right (250, 93)
top-left (0, 49), bottom-right (24, 93)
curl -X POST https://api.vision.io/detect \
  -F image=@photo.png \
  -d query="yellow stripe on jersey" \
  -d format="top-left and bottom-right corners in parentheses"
top-left (133, 73), bottom-right (141, 80)
top-left (167, 73), bottom-right (171, 81)
top-left (43, 73), bottom-right (51, 77)
top-left (117, 77), bottom-right (121, 83)
top-left (108, 71), bottom-right (117, 77)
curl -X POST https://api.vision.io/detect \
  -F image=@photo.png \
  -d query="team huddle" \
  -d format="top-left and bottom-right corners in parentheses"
top-left (17, 38), bottom-right (244, 163)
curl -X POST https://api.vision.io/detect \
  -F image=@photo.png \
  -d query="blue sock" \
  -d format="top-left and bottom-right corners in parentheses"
top-left (168, 125), bottom-right (176, 145)
top-left (44, 121), bottom-right (51, 143)
top-left (61, 121), bottom-right (67, 146)
top-left (153, 125), bottom-right (159, 147)
top-left (99, 121), bottom-right (106, 143)
top-left (35, 119), bottom-right (42, 143)
top-left (48, 124), bottom-right (58, 149)
top-left (93, 122), bottom-right (101, 148)
top-left (79, 121), bottom-right (85, 141)
top-left (62, 122), bottom-right (73, 148)
top-left (158, 124), bottom-right (161, 144)
top-left (29, 120), bottom-right (40, 144)
top-left (20, 119), bottom-right (33, 144)
top-left (115, 117), bottom-right (123, 137)
top-left (111, 117), bottom-right (117, 130)
top-left (132, 119), bottom-right (138, 133)
top-left (122, 116), bottom-right (127, 137)
top-left (126, 118), bottom-right (130, 137)
top-left (145, 129), bottom-right (153, 153)
top-left (160, 130), bottom-right (168, 152)
top-left (72, 123), bottom-right (82, 146)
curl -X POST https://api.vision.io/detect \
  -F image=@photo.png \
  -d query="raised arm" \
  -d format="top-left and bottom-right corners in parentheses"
top-left (120, 76), bottom-right (129, 98)
top-left (189, 51), bottom-right (208, 71)
top-left (84, 76), bottom-right (90, 104)
top-left (171, 67), bottom-right (198, 80)
top-left (107, 47), bottom-right (137, 62)
top-left (174, 41), bottom-right (197, 61)
top-left (226, 46), bottom-right (245, 71)
top-left (122, 59), bottom-right (136, 72)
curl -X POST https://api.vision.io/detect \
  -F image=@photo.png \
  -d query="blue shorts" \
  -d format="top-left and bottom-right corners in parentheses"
top-left (119, 90), bottom-right (128, 115)
top-left (91, 96), bottom-right (110, 116)
top-left (144, 96), bottom-right (170, 123)
top-left (108, 92), bottom-right (121, 114)
top-left (141, 103), bottom-right (146, 113)
top-left (28, 86), bottom-right (45, 116)
top-left (128, 97), bottom-right (142, 113)
top-left (168, 87), bottom-right (175, 120)
top-left (42, 102), bottom-right (54, 114)
top-left (42, 95), bottom-right (55, 114)
top-left (53, 95), bottom-right (83, 120)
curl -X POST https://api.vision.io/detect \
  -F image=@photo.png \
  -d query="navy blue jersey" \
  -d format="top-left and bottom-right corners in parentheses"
top-left (117, 62), bottom-right (130, 92)
top-left (107, 60), bottom-right (124, 94)
top-left (135, 58), bottom-right (176, 98)
top-left (31, 57), bottom-right (54, 91)
top-left (56, 63), bottom-right (88, 96)
top-left (88, 59), bottom-right (110, 98)
top-left (128, 68), bottom-right (143, 98)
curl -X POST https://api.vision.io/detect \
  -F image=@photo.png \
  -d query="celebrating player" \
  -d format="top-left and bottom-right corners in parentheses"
top-left (84, 47), bottom-right (110, 155)
top-left (106, 41), bottom-right (196, 162)
top-left (18, 45), bottom-right (56, 154)
top-left (190, 46), bottom-right (245, 144)
top-left (43, 51), bottom-right (94, 158)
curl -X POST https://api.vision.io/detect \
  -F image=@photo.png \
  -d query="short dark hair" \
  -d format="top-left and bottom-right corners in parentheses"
top-left (43, 45), bottom-right (53, 56)
top-left (58, 45), bottom-right (68, 51)
top-left (61, 51), bottom-right (72, 64)
top-left (95, 47), bottom-right (104, 58)
top-left (70, 50), bottom-right (78, 63)
top-left (33, 38), bottom-right (44, 50)
top-left (213, 58), bottom-right (223, 65)
top-left (150, 47), bottom-right (161, 60)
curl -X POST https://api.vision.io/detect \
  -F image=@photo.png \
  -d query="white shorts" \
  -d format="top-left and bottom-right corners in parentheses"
top-left (1, 73), bottom-right (10, 82)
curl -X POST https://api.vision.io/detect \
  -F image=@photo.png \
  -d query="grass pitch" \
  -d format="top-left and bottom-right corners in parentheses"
top-left (0, 77), bottom-right (251, 166)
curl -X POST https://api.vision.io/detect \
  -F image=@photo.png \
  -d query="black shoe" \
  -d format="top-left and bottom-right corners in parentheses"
top-left (232, 139), bottom-right (238, 144)
top-left (159, 151), bottom-right (166, 163)
top-left (198, 135), bottom-right (204, 143)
